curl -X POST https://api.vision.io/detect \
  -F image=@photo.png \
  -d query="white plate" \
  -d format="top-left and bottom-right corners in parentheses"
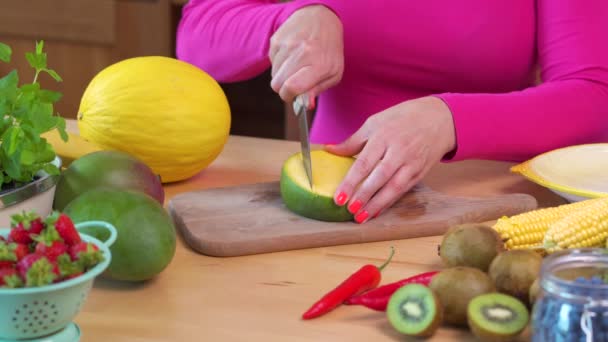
top-left (511, 144), bottom-right (608, 202)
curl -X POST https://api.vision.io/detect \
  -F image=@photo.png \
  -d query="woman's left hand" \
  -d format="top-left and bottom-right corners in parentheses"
top-left (325, 96), bottom-right (456, 224)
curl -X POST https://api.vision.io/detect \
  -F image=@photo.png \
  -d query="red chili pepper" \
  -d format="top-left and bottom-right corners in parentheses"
top-left (301, 247), bottom-right (395, 320)
top-left (343, 270), bottom-right (439, 311)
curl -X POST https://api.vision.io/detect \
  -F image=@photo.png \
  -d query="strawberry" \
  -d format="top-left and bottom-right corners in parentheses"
top-left (0, 268), bottom-right (23, 288)
top-left (56, 254), bottom-right (84, 280)
top-left (12, 243), bottom-right (29, 261)
top-left (35, 241), bottom-right (68, 262)
top-left (16, 253), bottom-right (41, 279)
top-left (69, 242), bottom-right (104, 269)
top-left (65, 272), bottom-right (83, 280)
top-left (29, 217), bottom-right (45, 235)
top-left (33, 226), bottom-right (67, 262)
top-left (0, 240), bottom-right (17, 267)
top-left (17, 254), bottom-right (57, 287)
top-left (46, 212), bottom-right (81, 246)
top-left (8, 226), bottom-right (31, 244)
top-left (8, 211), bottom-right (46, 244)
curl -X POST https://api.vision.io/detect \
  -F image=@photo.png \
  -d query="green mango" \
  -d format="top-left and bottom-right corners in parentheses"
top-left (64, 188), bottom-right (176, 282)
top-left (54, 150), bottom-right (164, 211)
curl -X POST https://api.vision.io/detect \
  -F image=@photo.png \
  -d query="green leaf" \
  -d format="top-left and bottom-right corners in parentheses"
top-left (35, 40), bottom-right (44, 55)
top-left (0, 42), bottom-right (11, 63)
top-left (56, 117), bottom-right (68, 142)
top-left (25, 258), bottom-right (56, 287)
top-left (4, 274), bottom-right (24, 288)
top-left (0, 70), bottom-right (18, 89)
top-left (0, 117), bottom-right (11, 136)
top-left (20, 149), bottom-right (35, 166)
top-left (2, 126), bottom-right (24, 157)
top-left (44, 69), bottom-right (62, 82)
top-left (24, 103), bottom-right (55, 134)
top-left (42, 163), bottom-right (59, 176)
top-left (21, 123), bottom-right (40, 143)
top-left (25, 52), bottom-right (47, 71)
top-left (1, 152), bottom-right (22, 181)
top-left (38, 89), bottom-right (62, 103)
top-left (20, 83), bottom-right (40, 94)
top-left (37, 142), bottom-right (56, 163)
top-left (0, 70), bottom-right (19, 101)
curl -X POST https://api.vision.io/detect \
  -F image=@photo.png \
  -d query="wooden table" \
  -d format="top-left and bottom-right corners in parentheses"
top-left (73, 134), bottom-right (564, 341)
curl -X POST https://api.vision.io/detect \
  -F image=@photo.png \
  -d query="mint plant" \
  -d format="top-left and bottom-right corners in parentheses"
top-left (0, 41), bottom-right (67, 190)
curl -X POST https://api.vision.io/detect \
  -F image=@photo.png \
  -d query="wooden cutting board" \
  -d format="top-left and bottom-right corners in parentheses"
top-left (168, 182), bottom-right (537, 257)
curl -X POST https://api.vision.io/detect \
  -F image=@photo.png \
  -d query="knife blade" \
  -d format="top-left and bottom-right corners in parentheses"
top-left (293, 94), bottom-right (314, 189)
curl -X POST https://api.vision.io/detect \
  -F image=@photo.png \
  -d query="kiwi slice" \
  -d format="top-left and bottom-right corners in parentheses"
top-left (386, 284), bottom-right (442, 337)
top-left (439, 223), bottom-right (505, 271)
top-left (467, 293), bottom-right (530, 342)
top-left (488, 250), bottom-right (542, 305)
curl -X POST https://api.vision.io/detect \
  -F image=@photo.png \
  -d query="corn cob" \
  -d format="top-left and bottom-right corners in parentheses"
top-left (543, 196), bottom-right (608, 253)
top-left (492, 199), bottom-right (597, 250)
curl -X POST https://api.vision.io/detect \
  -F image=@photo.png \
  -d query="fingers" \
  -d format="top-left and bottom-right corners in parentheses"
top-left (270, 44), bottom-right (342, 102)
top-left (277, 65), bottom-right (326, 102)
top-left (324, 123), bottom-right (372, 157)
top-left (354, 165), bottom-right (421, 224)
top-left (270, 44), bottom-right (306, 96)
top-left (270, 45), bottom-right (291, 79)
top-left (273, 65), bottom-right (340, 103)
top-left (332, 138), bottom-right (385, 211)
top-left (347, 148), bottom-right (405, 215)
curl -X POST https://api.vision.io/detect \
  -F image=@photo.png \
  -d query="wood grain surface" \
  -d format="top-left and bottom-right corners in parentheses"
top-left (169, 182), bottom-right (537, 257)
top-left (60, 121), bottom-right (565, 342)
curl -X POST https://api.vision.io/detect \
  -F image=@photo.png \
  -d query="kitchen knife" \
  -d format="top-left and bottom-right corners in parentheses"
top-left (293, 94), bottom-right (314, 189)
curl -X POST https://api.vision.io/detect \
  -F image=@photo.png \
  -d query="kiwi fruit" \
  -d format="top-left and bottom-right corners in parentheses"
top-left (528, 278), bottom-right (540, 305)
top-left (438, 223), bottom-right (506, 271)
top-left (386, 283), bottom-right (442, 337)
top-left (488, 250), bottom-right (542, 305)
top-left (467, 292), bottom-right (530, 342)
top-left (429, 266), bottom-right (496, 326)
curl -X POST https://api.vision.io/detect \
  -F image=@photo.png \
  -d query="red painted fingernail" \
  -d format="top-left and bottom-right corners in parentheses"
top-left (348, 200), bottom-right (363, 214)
top-left (355, 211), bottom-right (369, 224)
top-left (336, 192), bottom-right (348, 206)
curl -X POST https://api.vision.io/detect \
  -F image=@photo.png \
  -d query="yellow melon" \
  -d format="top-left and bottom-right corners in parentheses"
top-left (77, 56), bottom-right (231, 183)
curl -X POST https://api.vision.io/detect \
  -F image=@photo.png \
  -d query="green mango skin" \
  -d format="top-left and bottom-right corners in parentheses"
top-left (280, 167), bottom-right (352, 222)
top-left (54, 150), bottom-right (165, 211)
top-left (64, 188), bottom-right (176, 282)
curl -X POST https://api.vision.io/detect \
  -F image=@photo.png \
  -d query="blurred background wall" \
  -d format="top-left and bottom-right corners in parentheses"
top-left (0, 0), bottom-right (296, 140)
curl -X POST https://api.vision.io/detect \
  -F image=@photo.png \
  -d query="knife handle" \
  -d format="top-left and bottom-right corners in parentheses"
top-left (294, 94), bottom-right (316, 114)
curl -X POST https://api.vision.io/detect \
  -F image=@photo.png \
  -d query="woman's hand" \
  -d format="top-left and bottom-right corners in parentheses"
top-left (325, 96), bottom-right (457, 223)
top-left (269, 5), bottom-right (343, 103)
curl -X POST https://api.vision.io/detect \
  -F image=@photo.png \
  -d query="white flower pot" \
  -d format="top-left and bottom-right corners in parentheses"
top-left (0, 157), bottom-right (62, 227)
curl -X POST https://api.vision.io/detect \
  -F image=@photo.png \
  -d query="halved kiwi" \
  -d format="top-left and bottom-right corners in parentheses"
top-left (386, 284), bottom-right (442, 337)
top-left (467, 292), bottom-right (530, 342)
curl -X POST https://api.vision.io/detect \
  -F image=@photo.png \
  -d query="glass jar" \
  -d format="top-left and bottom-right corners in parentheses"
top-left (532, 248), bottom-right (608, 342)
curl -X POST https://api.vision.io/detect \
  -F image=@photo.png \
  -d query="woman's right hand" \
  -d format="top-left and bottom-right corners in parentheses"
top-left (269, 5), bottom-right (344, 103)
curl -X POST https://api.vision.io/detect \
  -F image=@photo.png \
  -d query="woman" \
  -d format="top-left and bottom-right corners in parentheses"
top-left (176, 1), bottom-right (608, 223)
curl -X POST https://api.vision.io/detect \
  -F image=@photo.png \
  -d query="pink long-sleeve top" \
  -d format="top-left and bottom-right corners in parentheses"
top-left (176, 0), bottom-right (608, 162)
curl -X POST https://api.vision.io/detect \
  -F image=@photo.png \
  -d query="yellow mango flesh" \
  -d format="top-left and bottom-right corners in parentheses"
top-left (280, 150), bottom-right (354, 222)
